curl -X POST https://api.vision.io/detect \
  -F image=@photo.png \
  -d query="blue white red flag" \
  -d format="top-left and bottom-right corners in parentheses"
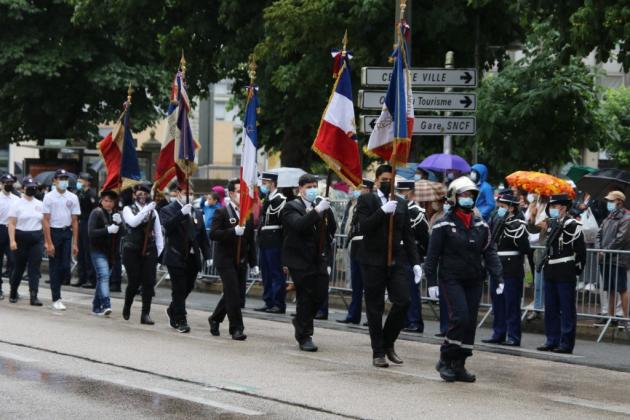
top-left (239, 85), bottom-right (259, 224)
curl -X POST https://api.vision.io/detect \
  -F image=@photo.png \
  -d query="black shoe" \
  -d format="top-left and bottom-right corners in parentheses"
top-left (552, 347), bottom-right (573, 354)
top-left (373, 356), bottom-right (389, 368)
top-left (30, 293), bottom-right (43, 306)
top-left (70, 281), bottom-right (82, 287)
top-left (362, 322), bottom-right (369, 327)
top-left (110, 286), bottom-right (122, 293)
top-left (537, 344), bottom-right (557, 352)
top-left (502, 340), bottom-right (520, 347)
top-left (177, 322), bottom-right (191, 333)
top-left (385, 348), bottom-right (403, 364)
top-left (452, 359), bottom-right (476, 383)
top-left (9, 294), bottom-right (18, 304)
top-left (209, 318), bottom-right (220, 336)
top-left (314, 313), bottom-right (328, 320)
top-left (44, 279), bottom-right (50, 284)
top-left (231, 330), bottom-right (247, 341)
top-left (481, 337), bottom-right (504, 344)
top-left (140, 313), bottom-right (154, 325)
top-left (336, 319), bottom-right (353, 324)
top-left (122, 303), bottom-right (131, 320)
top-left (61, 279), bottom-right (70, 286)
top-left (254, 305), bottom-right (270, 312)
top-left (435, 332), bottom-right (446, 338)
top-left (403, 325), bottom-right (423, 333)
top-left (81, 283), bottom-right (96, 289)
top-left (437, 360), bottom-right (457, 382)
top-left (166, 307), bottom-right (178, 329)
top-left (265, 306), bottom-right (286, 314)
top-left (299, 338), bottom-right (318, 352)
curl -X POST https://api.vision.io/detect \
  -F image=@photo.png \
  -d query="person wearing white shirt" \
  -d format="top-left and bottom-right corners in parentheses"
top-left (121, 183), bottom-right (164, 325)
top-left (0, 173), bottom-right (19, 300)
top-left (7, 177), bottom-right (44, 306)
top-left (42, 169), bottom-right (81, 311)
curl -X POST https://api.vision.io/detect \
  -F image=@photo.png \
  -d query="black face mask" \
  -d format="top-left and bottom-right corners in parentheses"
top-left (379, 182), bottom-right (391, 196)
top-left (3, 184), bottom-right (12, 192)
top-left (34, 191), bottom-right (45, 200)
top-left (25, 187), bottom-right (37, 197)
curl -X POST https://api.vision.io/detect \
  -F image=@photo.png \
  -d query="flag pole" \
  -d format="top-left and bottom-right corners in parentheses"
top-left (387, 0), bottom-right (407, 267)
top-left (180, 50), bottom-right (191, 205)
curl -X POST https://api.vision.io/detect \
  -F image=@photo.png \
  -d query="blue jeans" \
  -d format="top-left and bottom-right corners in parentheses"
top-left (49, 228), bottom-right (72, 301)
top-left (534, 270), bottom-right (544, 310)
top-left (260, 247), bottom-right (286, 310)
top-left (544, 280), bottom-right (577, 351)
top-left (90, 251), bottom-right (111, 312)
top-left (344, 258), bottom-right (364, 323)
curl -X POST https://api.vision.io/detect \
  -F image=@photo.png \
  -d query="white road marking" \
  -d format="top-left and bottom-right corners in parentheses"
top-left (549, 396), bottom-right (630, 416)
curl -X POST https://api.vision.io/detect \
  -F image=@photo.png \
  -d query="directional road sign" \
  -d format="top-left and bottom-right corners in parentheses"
top-left (361, 67), bottom-right (477, 88)
top-left (358, 90), bottom-right (477, 111)
top-left (359, 115), bottom-right (476, 136)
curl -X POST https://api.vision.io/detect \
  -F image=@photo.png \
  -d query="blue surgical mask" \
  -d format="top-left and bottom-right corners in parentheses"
top-left (259, 185), bottom-right (269, 195)
top-left (76, 181), bottom-right (84, 191)
top-left (352, 190), bottom-right (361, 199)
top-left (458, 197), bottom-right (474, 209)
top-left (607, 202), bottom-right (616, 212)
top-left (304, 187), bottom-right (318, 203)
top-left (57, 180), bottom-right (69, 191)
top-left (443, 203), bottom-right (451, 213)
top-left (497, 207), bottom-right (508, 218)
top-left (414, 174), bottom-right (422, 181)
top-left (549, 208), bottom-right (560, 219)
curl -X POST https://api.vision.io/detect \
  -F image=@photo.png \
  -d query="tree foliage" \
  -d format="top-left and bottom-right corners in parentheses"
top-left (601, 87), bottom-right (630, 169)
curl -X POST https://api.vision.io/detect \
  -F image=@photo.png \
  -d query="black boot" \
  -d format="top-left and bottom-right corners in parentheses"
top-left (30, 291), bottom-right (43, 306)
top-left (452, 358), bottom-right (476, 383)
top-left (9, 288), bottom-right (18, 304)
top-left (140, 296), bottom-right (154, 325)
top-left (436, 354), bottom-right (456, 382)
top-left (122, 289), bottom-right (134, 320)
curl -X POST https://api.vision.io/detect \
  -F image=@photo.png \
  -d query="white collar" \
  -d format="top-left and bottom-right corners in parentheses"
top-left (229, 201), bottom-right (239, 213)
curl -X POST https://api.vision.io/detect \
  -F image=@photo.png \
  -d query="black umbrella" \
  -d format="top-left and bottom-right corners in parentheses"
top-left (32, 171), bottom-right (78, 187)
top-left (576, 169), bottom-right (630, 200)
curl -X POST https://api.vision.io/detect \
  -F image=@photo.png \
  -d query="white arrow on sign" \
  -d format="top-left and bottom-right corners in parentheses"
top-left (358, 90), bottom-right (477, 111)
top-left (361, 67), bottom-right (477, 87)
top-left (359, 115), bottom-right (476, 136)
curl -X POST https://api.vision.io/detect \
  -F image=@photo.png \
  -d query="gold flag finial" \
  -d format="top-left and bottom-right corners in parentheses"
top-left (180, 49), bottom-right (186, 74)
top-left (127, 82), bottom-right (133, 105)
top-left (342, 29), bottom-right (348, 56)
top-left (400, 0), bottom-right (407, 20)
top-left (248, 54), bottom-right (257, 85)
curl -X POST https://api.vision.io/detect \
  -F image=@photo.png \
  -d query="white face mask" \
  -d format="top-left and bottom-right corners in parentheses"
top-left (527, 193), bottom-right (536, 203)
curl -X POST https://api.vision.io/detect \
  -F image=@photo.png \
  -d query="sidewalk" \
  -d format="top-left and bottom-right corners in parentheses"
top-left (31, 278), bottom-right (630, 373)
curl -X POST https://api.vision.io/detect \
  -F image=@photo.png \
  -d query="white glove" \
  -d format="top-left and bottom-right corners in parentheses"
top-left (428, 286), bottom-right (439, 299)
top-left (250, 266), bottom-right (260, 276)
top-left (181, 203), bottom-right (193, 215)
top-left (234, 225), bottom-right (245, 236)
top-left (381, 200), bottom-right (397, 214)
top-left (144, 201), bottom-right (156, 212)
top-left (327, 266), bottom-right (332, 275)
top-left (112, 213), bottom-right (122, 224)
top-left (206, 259), bottom-right (213, 269)
top-left (314, 198), bottom-right (330, 214)
top-left (107, 224), bottom-right (119, 234)
top-left (413, 265), bottom-right (423, 285)
top-left (496, 282), bottom-right (505, 295)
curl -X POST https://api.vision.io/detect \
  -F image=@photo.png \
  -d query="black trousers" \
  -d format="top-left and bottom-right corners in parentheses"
top-left (0, 225), bottom-right (13, 289)
top-left (167, 254), bottom-right (199, 322)
top-left (362, 264), bottom-right (410, 358)
top-left (289, 267), bottom-right (329, 343)
top-left (211, 263), bottom-right (247, 334)
top-left (440, 278), bottom-right (483, 361)
top-left (122, 246), bottom-right (157, 310)
top-left (10, 230), bottom-right (43, 294)
top-left (77, 219), bottom-right (95, 285)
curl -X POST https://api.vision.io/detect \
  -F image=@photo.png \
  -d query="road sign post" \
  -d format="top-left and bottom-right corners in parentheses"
top-left (358, 90), bottom-right (476, 111)
top-left (359, 115), bottom-right (476, 136)
top-left (361, 67), bottom-right (477, 88)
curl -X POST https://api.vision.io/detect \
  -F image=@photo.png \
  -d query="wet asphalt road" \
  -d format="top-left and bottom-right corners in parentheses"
top-left (1, 285), bottom-right (630, 419)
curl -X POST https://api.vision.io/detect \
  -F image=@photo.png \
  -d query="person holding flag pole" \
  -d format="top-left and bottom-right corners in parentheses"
top-left (357, 0), bottom-right (422, 368)
top-left (208, 58), bottom-right (258, 341)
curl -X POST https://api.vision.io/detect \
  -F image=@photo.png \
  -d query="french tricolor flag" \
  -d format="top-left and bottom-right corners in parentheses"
top-left (366, 24), bottom-right (413, 165)
top-left (312, 50), bottom-right (362, 187)
top-left (239, 85), bottom-right (259, 223)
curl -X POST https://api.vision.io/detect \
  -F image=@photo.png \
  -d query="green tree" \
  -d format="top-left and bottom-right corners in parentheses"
top-left (601, 87), bottom-right (630, 169)
top-left (475, 23), bottom-right (612, 177)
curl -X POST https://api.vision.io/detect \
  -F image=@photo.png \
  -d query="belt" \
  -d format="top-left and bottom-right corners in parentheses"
top-left (261, 225), bottom-right (281, 231)
top-left (351, 236), bottom-right (363, 241)
top-left (548, 255), bottom-right (575, 265)
top-left (51, 226), bottom-right (71, 231)
top-left (498, 251), bottom-right (521, 257)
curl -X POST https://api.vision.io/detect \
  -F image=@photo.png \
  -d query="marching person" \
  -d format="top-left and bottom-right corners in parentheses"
top-left (482, 193), bottom-right (530, 346)
top-left (73, 172), bottom-right (98, 288)
top-left (121, 182), bottom-right (164, 324)
top-left (282, 174), bottom-right (336, 351)
top-left (161, 182), bottom-right (212, 333)
top-left (395, 180), bottom-right (430, 334)
top-left (0, 174), bottom-right (19, 300)
top-left (255, 172), bottom-right (287, 314)
top-left (7, 177), bottom-right (44, 306)
top-left (356, 165), bottom-right (421, 367)
top-left (42, 169), bottom-right (80, 310)
top-left (424, 176), bottom-right (503, 382)
top-left (208, 179), bottom-right (257, 340)
top-left (87, 190), bottom-right (122, 316)
top-left (337, 179), bottom-right (373, 325)
top-left (537, 194), bottom-right (586, 354)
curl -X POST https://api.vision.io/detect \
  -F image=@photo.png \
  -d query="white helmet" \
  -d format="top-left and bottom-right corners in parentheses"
top-left (446, 176), bottom-right (479, 204)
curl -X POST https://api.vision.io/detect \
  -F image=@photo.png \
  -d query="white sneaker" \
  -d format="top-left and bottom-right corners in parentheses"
top-left (103, 308), bottom-right (112, 317)
top-left (52, 300), bottom-right (66, 311)
top-left (91, 310), bottom-right (104, 316)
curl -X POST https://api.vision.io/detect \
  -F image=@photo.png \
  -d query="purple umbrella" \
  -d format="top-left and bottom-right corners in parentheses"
top-left (418, 153), bottom-right (471, 173)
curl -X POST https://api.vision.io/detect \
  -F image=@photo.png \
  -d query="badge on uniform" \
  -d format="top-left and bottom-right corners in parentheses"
top-left (452, 228), bottom-right (456, 233)
top-left (229, 217), bottom-right (237, 225)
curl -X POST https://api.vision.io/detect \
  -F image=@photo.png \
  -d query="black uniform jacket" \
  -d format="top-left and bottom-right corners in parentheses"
top-left (209, 204), bottom-right (256, 269)
top-left (409, 201), bottom-right (430, 261)
top-left (78, 188), bottom-right (98, 221)
top-left (160, 201), bottom-right (211, 270)
top-left (356, 192), bottom-right (420, 267)
top-left (88, 207), bottom-right (124, 257)
top-left (258, 190), bottom-right (286, 248)
top-left (424, 210), bottom-right (503, 286)
top-left (491, 215), bottom-right (531, 279)
top-left (281, 198), bottom-right (336, 271)
top-left (542, 216), bottom-right (586, 281)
